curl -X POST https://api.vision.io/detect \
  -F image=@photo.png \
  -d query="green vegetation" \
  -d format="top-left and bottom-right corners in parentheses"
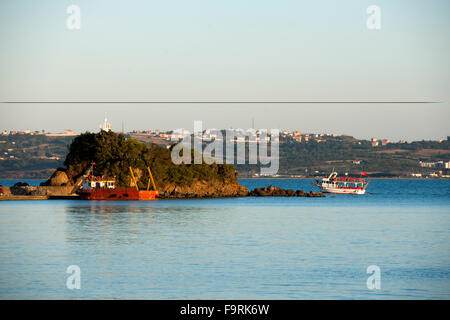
top-left (63, 130), bottom-right (238, 188)
top-left (236, 136), bottom-right (450, 176)
top-left (0, 135), bottom-right (70, 178)
top-left (277, 136), bottom-right (449, 176)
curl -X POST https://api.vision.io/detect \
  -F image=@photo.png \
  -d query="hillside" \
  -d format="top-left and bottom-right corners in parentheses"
top-left (242, 135), bottom-right (450, 177)
top-left (0, 134), bottom-right (70, 178)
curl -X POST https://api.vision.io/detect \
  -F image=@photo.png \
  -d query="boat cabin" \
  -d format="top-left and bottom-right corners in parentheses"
top-left (320, 172), bottom-right (366, 188)
top-left (82, 176), bottom-right (116, 189)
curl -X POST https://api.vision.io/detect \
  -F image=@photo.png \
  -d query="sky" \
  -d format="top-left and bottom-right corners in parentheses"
top-left (0, 0), bottom-right (449, 141)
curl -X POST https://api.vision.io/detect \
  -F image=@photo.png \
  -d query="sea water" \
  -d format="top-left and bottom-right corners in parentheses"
top-left (0, 179), bottom-right (449, 299)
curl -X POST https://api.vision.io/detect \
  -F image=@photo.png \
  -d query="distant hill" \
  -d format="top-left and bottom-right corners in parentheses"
top-left (0, 134), bottom-right (71, 179)
top-left (251, 135), bottom-right (450, 177)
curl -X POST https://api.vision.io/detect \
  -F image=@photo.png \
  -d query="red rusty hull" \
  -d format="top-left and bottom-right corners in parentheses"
top-left (78, 188), bottom-right (159, 200)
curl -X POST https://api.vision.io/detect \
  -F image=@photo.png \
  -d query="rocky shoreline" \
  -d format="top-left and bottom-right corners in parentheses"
top-left (248, 186), bottom-right (325, 197)
top-left (0, 183), bottom-right (325, 200)
top-left (5, 165), bottom-right (324, 199)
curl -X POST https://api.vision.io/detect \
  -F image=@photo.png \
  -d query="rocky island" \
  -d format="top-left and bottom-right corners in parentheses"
top-left (1, 131), bottom-right (324, 199)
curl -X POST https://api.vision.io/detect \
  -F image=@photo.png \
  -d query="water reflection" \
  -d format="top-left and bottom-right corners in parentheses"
top-left (63, 201), bottom-right (233, 246)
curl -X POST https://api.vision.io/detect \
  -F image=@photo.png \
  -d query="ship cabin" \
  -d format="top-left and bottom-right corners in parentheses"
top-left (321, 172), bottom-right (365, 189)
top-left (83, 176), bottom-right (116, 189)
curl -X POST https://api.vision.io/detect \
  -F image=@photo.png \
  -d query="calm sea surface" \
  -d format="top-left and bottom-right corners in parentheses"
top-left (0, 179), bottom-right (449, 299)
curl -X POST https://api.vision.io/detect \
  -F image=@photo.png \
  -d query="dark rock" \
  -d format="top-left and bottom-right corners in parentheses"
top-left (13, 182), bottom-right (29, 187)
top-left (11, 186), bottom-right (31, 195)
top-left (307, 191), bottom-right (326, 197)
top-left (248, 185), bottom-right (325, 198)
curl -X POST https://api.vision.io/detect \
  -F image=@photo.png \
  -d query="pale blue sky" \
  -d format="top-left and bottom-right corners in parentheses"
top-left (0, 0), bottom-right (449, 140)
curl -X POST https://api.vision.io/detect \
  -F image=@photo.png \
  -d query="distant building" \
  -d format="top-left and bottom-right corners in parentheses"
top-left (408, 173), bottom-right (422, 177)
top-left (46, 130), bottom-right (77, 137)
top-left (424, 172), bottom-right (439, 178)
top-left (371, 141), bottom-right (379, 147)
top-left (100, 115), bottom-right (112, 132)
top-left (420, 161), bottom-right (433, 168)
top-left (419, 161), bottom-right (449, 168)
top-left (380, 139), bottom-right (390, 146)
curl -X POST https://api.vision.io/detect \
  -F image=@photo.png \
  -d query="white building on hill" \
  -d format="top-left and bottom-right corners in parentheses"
top-left (100, 114), bottom-right (112, 132)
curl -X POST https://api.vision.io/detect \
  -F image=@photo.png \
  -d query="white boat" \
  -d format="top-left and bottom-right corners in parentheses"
top-left (314, 172), bottom-right (369, 195)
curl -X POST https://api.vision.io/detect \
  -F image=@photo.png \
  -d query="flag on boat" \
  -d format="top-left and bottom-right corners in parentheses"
top-left (361, 172), bottom-right (367, 176)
